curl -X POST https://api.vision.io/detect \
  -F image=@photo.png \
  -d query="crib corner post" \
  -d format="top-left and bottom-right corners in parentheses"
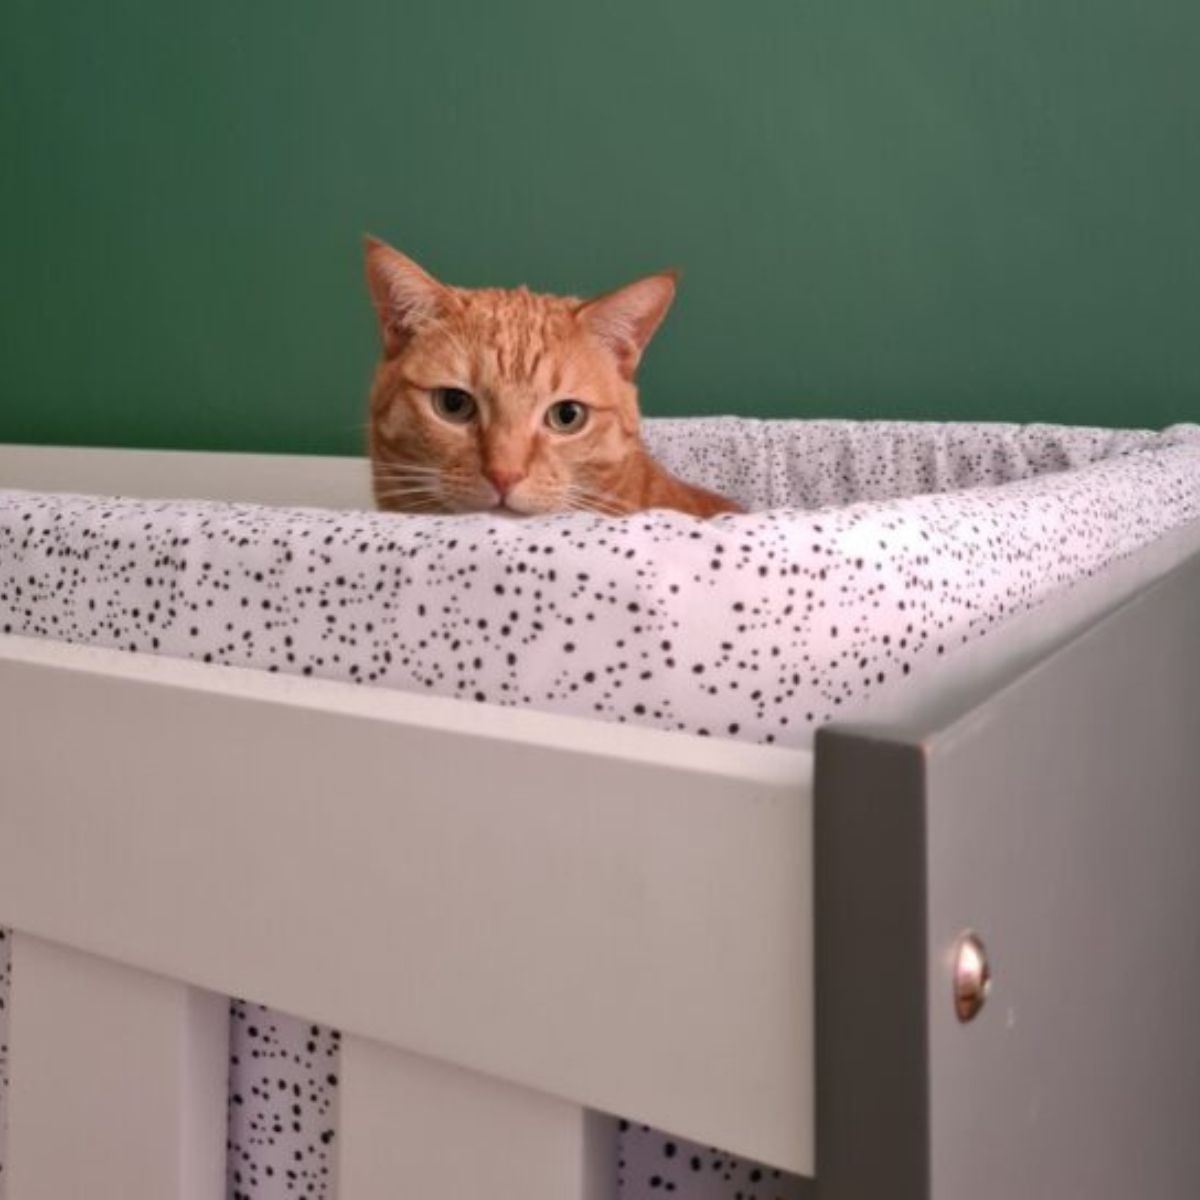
top-left (336, 1033), bottom-right (617, 1200)
top-left (6, 934), bottom-right (229, 1200)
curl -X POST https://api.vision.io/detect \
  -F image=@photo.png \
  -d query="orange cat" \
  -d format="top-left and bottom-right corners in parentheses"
top-left (364, 238), bottom-right (741, 518)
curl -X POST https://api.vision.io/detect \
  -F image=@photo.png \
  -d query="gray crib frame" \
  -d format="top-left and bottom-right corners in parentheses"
top-left (3, 437), bottom-right (1200, 1196)
top-left (814, 546), bottom-right (1200, 1199)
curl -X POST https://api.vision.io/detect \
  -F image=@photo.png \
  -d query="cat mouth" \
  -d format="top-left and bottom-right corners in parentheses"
top-left (490, 497), bottom-right (548, 516)
top-left (457, 493), bottom-right (556, 517)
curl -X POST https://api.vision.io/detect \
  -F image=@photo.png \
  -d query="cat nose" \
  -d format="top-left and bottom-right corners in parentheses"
top-left (484, 466), bottom-right (526, 495)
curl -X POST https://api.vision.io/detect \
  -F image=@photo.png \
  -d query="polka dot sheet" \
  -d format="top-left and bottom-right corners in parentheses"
top-left (1, 417), bottom-right (1199, 1200)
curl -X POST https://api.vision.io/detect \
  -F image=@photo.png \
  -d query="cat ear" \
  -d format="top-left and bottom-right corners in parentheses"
top-left (577, 270), bottom-right (678, 378)
top-left (364, 237), bottom-right (448, 357)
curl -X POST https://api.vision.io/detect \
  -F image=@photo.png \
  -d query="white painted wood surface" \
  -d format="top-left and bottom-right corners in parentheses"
top-left (0, 442), bottom-right (372, 509)
top-left (0, 632), bottom-right (815, 1175)
top-left (6, 934), bottom-right (228, 1200)
top-left (338, 1035), bottom-right (615, 1200)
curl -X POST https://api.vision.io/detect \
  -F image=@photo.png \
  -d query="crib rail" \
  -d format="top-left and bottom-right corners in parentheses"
top-left (0, 442), bottom-right (373, 509)
top-left (0, 632), bottom-right (814, 1198)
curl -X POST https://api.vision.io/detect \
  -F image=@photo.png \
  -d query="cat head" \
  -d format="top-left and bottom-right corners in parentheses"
top-left (364, 237), bottom-right (675, 516)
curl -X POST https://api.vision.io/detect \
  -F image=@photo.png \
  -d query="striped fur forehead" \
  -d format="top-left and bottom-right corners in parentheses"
top-left (420, 285), bottom-right (589, 392)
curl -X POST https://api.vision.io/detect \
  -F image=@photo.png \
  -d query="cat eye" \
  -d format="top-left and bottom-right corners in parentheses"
top-left (431, 387), bottom-right (477, 424)
top-left (545, 399), bottom-right (588, 434)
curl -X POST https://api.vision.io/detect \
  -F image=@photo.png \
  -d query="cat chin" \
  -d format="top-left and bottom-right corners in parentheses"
top-left (492, 495), bottom-right (562, 517)
top-left (493, 503), bottom-right (551, 519)
top-left (450, 499), bottom-right (549, 518)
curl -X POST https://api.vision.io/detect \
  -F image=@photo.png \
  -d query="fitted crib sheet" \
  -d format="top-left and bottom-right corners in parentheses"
top-left (2, 417), bottom-right (1200, 1200)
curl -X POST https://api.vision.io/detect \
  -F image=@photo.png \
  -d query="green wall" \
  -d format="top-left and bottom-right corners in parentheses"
top-left (2, 0), bottom-right (1197, 455)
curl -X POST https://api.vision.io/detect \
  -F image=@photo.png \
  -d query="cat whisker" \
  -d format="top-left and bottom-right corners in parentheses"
top-left (375, 484), bottom-right (445, 498)
top-left (569, 482), bottom-right (627, 505)
top-left (566, 485), bottom-right (632, 517)
top-left (374, 472), bottom-right (443, 486)
top-left (375, 486), bottom-right (446, 505)
top-left (374, 481), bottom-right (444, 495)
top-left (374, 475), bottom-right (449, 490)
top-left (561, 502), bottom-right (610, 520)
top-left (373, 465), bottom-right (446, 480)
top-left (562, 491), bottom-right (609, 517)
top-left (562, 497), bottom-right (620, 519)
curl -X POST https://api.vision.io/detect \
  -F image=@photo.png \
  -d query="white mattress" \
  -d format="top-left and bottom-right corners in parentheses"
top-left (2, 417), bottom-right (1199, 1200)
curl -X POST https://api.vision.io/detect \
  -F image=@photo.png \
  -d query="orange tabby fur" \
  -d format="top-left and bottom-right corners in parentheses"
top-left (364, 238), bottom-right (741, 518)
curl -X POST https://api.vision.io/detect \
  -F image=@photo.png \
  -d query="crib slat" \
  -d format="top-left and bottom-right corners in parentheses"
top-left (337, 1033), bottom-right (615, 1200)
top-left (6, 934), bottom-right (229, 1200)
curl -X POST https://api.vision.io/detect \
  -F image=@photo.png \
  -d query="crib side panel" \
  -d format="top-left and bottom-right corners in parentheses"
top-left (815, 546), bottom-right (1200, 1200)
top-left (0, 635), bottom-right (814, 1177)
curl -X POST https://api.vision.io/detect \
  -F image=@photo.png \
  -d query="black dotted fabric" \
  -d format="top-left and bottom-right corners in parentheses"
top-left (226, 1003), bottom-right (341, 1200)
top-left (1, 417), bottom-right (1198, 1200)
top-left (618, 1120), bottom-right (815, 1200)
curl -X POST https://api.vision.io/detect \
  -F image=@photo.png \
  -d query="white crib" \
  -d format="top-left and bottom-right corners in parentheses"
top-left (1, 438), bottom-right (1198, 1200)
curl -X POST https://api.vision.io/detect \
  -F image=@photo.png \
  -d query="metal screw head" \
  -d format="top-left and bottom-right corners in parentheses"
top-left (953, 931), bottom-right (991, 1023)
